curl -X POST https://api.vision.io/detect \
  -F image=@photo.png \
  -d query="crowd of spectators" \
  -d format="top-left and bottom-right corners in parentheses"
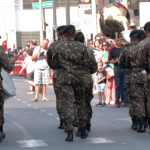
top-left (88, 33), bottom-right (129, 107)
top-left (7, 32), bottom-right (129, 106)
top-left (7, 39), bottom-right (50, 102)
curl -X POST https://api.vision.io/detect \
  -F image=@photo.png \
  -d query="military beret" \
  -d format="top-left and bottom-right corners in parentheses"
top-left (57, 25), bottom-right (66, 36)
top-left (139, 33), bottom-right (146, 39)
top-left (75, 32), bottom-right (85, 43)
top-left (136, 30), bottom-right (144, 38)
top-left (129, 30), bottom-right (140, 37)
top-left (144, 22), bottom-right (150, 30)
top-left (57, 25), bottom-right (66, 32)
top-left (63, 25), bottom-right (76, 34)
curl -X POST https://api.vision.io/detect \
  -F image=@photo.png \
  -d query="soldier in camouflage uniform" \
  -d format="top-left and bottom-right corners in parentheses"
top-left (75, 32), bottom-right (97, 136)
top-left (119, 30), bottom-right (139, 130)
top-left (47, 26), bottom-right (66, 129)
top-left (137, 22), bottom-right (150, 133)
top-left (47, 25), bottom-right (88, 142)
top-left (126, 30), bottom-right (147, 132)
top-left (0, 45), bottom-right (20, 142)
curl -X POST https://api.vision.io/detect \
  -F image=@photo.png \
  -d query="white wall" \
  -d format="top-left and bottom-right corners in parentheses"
top-left (15, 9), bottom-right (41, 32)
top-left (140, 2), bottom-right (150, 27)
top-left (0, 0), bottom-right (16, 49)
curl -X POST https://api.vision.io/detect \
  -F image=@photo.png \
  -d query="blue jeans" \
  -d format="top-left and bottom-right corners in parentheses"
top-left (114, 65), bottom-right (128, 104)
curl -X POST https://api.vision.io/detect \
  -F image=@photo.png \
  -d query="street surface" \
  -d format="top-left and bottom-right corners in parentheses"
top-left (1, 75), bottom-right (150, 150)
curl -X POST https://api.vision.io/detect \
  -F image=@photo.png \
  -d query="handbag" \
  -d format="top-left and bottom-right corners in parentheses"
top-left (1, 68), bottom-right (16, 102)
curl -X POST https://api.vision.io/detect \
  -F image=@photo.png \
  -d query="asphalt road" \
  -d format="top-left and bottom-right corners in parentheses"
top-left (1, 75), bottom-right (150, 150)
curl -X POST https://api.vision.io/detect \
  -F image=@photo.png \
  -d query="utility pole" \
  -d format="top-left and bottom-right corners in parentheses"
top-left (65, 0), bottom-right (70, 25)
top-left (92, 0), bottom-right (97, 38)
top-left (120, 0), bottom-right (128, 9)
top-left (39, 0), bottom-right (43, 42)
top-left (53, 0), bottom-right (57, 25)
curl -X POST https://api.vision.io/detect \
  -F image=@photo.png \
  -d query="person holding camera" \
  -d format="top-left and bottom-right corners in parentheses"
top-left (32, 38), bottom-right (50, 102)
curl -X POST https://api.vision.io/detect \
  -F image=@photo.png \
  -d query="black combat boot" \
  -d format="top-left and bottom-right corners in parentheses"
top-left (75, 128), bottom-right (81, 137)
top-left (148, 117), bottom-right (150, 134)
top-left (65, 130), bottom-right (73, 142)
top-left (0, 125), bottom-right (5, 143)
top-left (58, 119), bottom-right (65, 129)
top-left (132, 116), bottom-right (138, 130)
top-left (86, 123), bottom-right (91, 132)
top-left (145, 116), bottom-right (149, 128)
top-left (73, 122), bottom-right (77, 127)
top-left (137, 118), bottom-right (145, 132)
top-left (81, 127), bottom-right (88, 139)
top-left (131, 117), bottom-right (134, 129)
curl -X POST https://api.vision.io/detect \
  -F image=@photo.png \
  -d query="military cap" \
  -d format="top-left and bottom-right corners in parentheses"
top-left (57, 25), bottom-right (66, 36)
top-left (57, 25), bottom-right (66, 32)
top-left (63, 25), bottom-right (76, 34)
top-left (136, 30), bottom-right (144, 38)
top-left (144, 22), bottom-right (150, 30)
top-left (129, 30), bottom-right (139, 37)
top-left (75, 32), bottom-right (85, 43)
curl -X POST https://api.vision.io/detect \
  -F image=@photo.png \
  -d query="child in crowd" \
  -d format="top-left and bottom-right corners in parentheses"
top-left (95, 61), bottom-right (107, 106)
top-left (20, 49), bottom-right (35, 94)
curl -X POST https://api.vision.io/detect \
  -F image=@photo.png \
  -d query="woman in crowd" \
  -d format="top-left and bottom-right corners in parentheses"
top-left (102, 41), bottom-right (116, 104)
top-left (93, 39), bottom-right (104, 61)
top-left (94, 39), bottom-right (101, 50)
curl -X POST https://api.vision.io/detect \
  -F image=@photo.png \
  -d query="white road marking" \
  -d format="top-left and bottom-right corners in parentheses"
top-left (27, 104), bottom-right (31, 106)
top-left (88, 137), bottom-right (115, 144)
top-left (47, 113), bottom-right (53, 116)
top-left (33, 107), bottom-right (38, 109)
top-left (117, 118), bottom-right (132, 122)
top-left (22, 102), bottom-right (26, 104)
top-left (40, 110), bottom-right (45, 112)
top-left (17, 99), bottom-right (21, 101)
top-left (17, 139), bottom-right (48, 148)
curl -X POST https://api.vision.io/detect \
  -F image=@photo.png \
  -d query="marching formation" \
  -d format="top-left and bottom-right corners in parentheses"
top-left (47, 25), bottom-right (98, 142)
top-left (119, 22), bottom-right (150, 133)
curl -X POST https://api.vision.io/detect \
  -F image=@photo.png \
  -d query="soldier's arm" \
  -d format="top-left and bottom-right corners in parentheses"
top-left (47, 44), bottom-right (60, 69)
top-left (89, 50), bottom-right (98, 74)
top-left (47, 43), bottom-right (54, 67)
top-left (118, 48), bottom-right (126, 69)
top-left (125, 50), bottom-right (131, 68)
top-left (0, 46), bottom-right (14, 73)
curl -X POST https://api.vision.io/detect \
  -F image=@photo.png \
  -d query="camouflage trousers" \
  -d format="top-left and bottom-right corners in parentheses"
top-left (126, 84), bottom-right (135, 118)
top-left (131, 83), bottom-right (145, 118)
top-left (0, 91), bottom-right (4, 126)
top-left (143, 74), bottom-right (150, 118)
top-left (53, 79), bottom-right (64, 120)
top-left (61, 84), bottom-right (86, 131)
top-left (85, 83), bottom-right (93, 124)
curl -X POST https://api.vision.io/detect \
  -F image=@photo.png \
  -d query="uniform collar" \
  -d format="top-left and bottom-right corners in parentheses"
top-left (65, 38), bottom-right (74, 41)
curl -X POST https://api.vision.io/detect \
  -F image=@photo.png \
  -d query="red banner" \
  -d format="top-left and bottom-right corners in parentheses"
top-left (2, 40), bottom-right (7, 51)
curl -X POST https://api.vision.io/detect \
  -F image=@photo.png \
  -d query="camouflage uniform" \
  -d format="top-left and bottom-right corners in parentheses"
top-left (119, 44), bottom-right (135, 117)
top-left (82, 49), bottom-right (97, 124)
top-left (126, 43), bottom-right (146, 118)
top-left (47, 39), bottom-right (64, 120)
top-left (137, 36), bottom-right (150, 118)
top-left (0, 46), bottom-right (13, 126)
top-left (47, 39), bottom-right (87, 131)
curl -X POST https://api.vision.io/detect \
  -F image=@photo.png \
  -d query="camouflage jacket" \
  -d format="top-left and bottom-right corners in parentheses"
top-left (47, 39), bottom-right (63, 79)
top-left (0, 46), bottom-right (14, 90)
top-left (49, 38), bottom-right (88, 84)
top-left (84, 48), bottom-right (97, 84)
top-left (137, 36), bottom-right (150, 83)
top-left (119, 44), bottom-right (132, 84)
top-left (126, 43), bottom-right (144, 84)
top-left (137, 36), bottom-right (150, 73)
